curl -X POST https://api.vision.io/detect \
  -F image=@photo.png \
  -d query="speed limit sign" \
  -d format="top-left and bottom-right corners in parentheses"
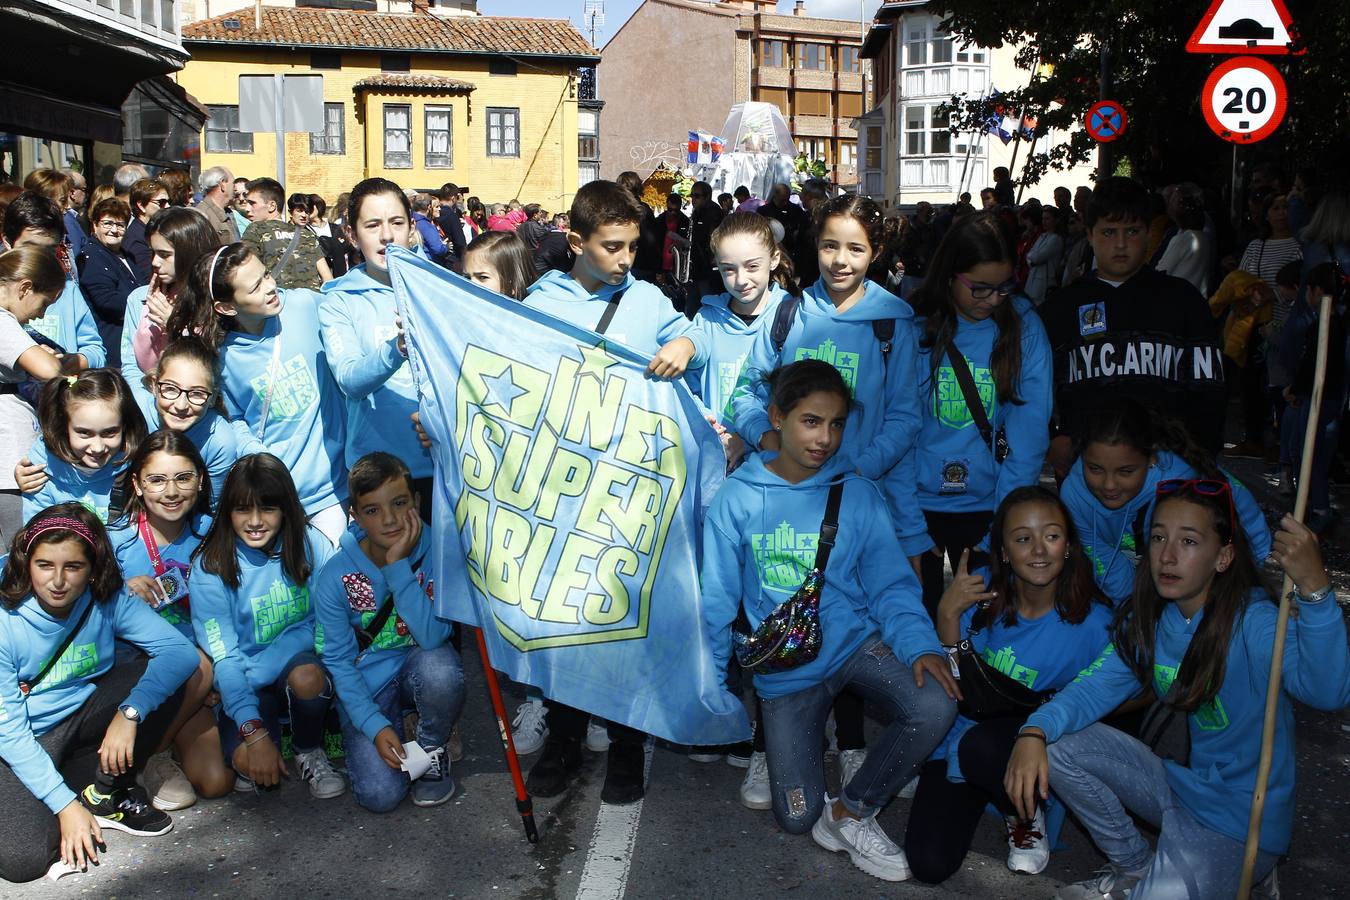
top-left (1202, 56), bottom-right (1288, 143)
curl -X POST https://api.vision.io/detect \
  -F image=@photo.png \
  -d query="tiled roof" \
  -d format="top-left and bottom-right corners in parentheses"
top-left (353, 73), bottom-right (476, 93)
top-left (182, 7), bottom-right (598, 60)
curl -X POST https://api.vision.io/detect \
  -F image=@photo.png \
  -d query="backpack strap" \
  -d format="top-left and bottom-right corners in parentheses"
top-left (355, 550), bottom-right (429, 652)
top-left (770, 295), bottom-right (800, 355)
top-left (20, 599), bottom-right (96, 696)
top-left (871, 318), bottom-right (895, 356)
top-left (595, 290), bottom-right (625, 335)
top-left (944, 344), bottom-right (995, 452)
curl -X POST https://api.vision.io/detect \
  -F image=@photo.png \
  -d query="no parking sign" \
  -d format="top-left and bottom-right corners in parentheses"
top-left (1201, 56), bottom-right (1287, 143)
top-left (1085, 100), bottom-right (1128, 142)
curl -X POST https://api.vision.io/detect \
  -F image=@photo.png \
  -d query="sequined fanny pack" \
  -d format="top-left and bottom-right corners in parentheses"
top-left (734, 477), bottom-right (844, 674)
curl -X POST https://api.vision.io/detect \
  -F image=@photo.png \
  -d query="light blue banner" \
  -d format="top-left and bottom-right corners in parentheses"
top-left (388, 247), bottom-right (749, 745)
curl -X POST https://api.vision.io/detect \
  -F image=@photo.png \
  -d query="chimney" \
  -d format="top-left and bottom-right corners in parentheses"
top-left (793, 0), bottom-right (805, 15)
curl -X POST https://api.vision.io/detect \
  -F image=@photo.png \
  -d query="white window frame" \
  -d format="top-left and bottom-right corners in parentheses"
top-left (383, 104), bottom-right (412, 169)
top-left (424, 105), bottom-right (453, 168)
top-left (487, 107), bottom-right (520, 158)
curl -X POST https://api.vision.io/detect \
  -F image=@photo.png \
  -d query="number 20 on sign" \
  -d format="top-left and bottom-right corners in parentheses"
top-left (1202, 56), bottom-right (1288, 143)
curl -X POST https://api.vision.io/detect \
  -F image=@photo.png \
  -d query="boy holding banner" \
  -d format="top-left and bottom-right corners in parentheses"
top-left (521, 180), bottom-right (712, 805)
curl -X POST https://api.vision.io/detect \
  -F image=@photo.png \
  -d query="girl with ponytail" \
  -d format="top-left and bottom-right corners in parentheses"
top-left (1059, 397), bottom-right (1271, 604)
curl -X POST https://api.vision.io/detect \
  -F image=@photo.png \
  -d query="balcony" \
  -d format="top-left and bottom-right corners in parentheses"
top-left (754, 66), bottom-right (791, 89)
top-left (31, 0), bottom-right (184, 55)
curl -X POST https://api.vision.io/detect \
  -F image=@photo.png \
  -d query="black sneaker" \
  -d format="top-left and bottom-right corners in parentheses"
top-left (601, 741), bottom-right (646, 805)
top-left (81, 784), bottom-right (173, 836)
top-left (525, 738), bottom-right (583, 798)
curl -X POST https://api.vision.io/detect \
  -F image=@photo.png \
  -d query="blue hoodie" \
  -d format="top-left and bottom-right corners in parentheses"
top-left (729, 278), bottom-right (924, 551)
top-left (120, 284), bottom-right (155, 417)
top-left (935, 599), bottom-right (1113, 782)
top-left (217, 289), bottom-right (349, 515)
top-left (313, 524), bottom-right (453, 742)
top-left (687, 287), bottom-right (787, 425)
top-left (0, 587), bottom-right (197, 813)
top-left (701, 452), bottom-right (944, 700)
top-left (110, 512), bottom-right (212, 639)
top-left (190, 526), bottom-right (335, 726)
top-left (525, 269), bottom-right (709, 363)
top-left (21, 438), bottom-right (123, 524)
top-left (910, 296), bottom-right (1052, 520)
top-left (1027, 589), bottom-right (1350, 854)
top-left (28, 274), bottom-right (105, 369)
top-left (1060, 451), bottom-right (1271, 604)
top-left (318, 266), bottom-right (432, 479)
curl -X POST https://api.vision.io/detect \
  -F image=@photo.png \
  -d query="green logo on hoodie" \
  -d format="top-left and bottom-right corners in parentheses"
top-left (250, 354), bottom-right (318, 423)
top-left (934, 358), bottom-right (995, 429)
top-left (1153, 663), bottom-right (1229, 731)
top-left (751, 522), bottom-right (819, 592)
top-left (251, 580), bottom-right (312, 644)
top-left (795, 340), bottom-right (859, 390)
top-left (33, 642), bottom-right (98, 692)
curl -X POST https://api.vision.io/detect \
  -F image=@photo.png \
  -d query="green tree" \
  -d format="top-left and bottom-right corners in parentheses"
top-left (936, 0), bottom-right (1347, 189)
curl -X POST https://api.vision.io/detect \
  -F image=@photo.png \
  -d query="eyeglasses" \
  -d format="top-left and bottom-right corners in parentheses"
top-left (140, 472), bottom-right (199, 493)
top-left (96, 220), bottom-right (126, 231)
top-left (955, 273), bottom-right (1018, 300)
top-left (150, 197), bottom-right (171, 208)
top-left (1155, 478), bottom-right (1236, 538)
top-left (156, 381), bottom-right (213, 406)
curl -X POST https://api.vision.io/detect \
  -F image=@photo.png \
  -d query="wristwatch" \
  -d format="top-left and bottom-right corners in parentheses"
top-left (1297, 584), bottom-right (1334, 604)
top-left (238, 719), bottom-right (265, 740)
top-left (119, 704), bottom-right (141, 723)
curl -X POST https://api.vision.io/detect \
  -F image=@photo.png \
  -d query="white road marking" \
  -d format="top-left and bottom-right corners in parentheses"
top-left (575, 740), bottom-right (654, 900)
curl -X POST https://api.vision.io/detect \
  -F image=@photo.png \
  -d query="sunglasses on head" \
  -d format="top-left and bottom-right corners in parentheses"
top-left (1156, 478), bottom-right (1236, 539)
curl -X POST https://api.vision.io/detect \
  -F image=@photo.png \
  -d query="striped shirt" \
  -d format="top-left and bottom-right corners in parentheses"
top-left (1239, 237), bottom-right (1302, 290)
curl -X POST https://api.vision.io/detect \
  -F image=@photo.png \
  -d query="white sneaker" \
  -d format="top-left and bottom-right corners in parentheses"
top-left (511, 699), bottom-right (549, 755)
top-left (46, 859), bottom-right (82, 881)
top-left (810, 794), bottom-right (911, 882)
top-left (143, 750), bottom-right (196, 811)
top-left (295, 747), bottom-right (347, 799)
top-left (739, 751), bottom-right (771, 810)
top-left (1054, 864), bottom-right (1145, 899)
top-left (897, 775), bottom-right (919, 800)
top-left (585, 719), bottom-right (611, 753)
top-left (838, 748), bottom-right (867, 794)
top-left (1005, 807), bottom-right (1050, 875)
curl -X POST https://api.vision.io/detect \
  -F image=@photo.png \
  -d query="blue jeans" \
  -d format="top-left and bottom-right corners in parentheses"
top-left (343, 645), bottom-right (466, 813)
top-left (759, 637), bottom-right (955, 834)
top-left (218, 651), bottom-right (334, 764)
top-left (1282, 398), bottom-right (1340, 512)
top-left (1048, 723), bottom-right (1278, 898)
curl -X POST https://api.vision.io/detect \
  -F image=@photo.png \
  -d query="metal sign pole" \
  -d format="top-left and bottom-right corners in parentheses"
top-left (274, 73), bottom-right (286, 187)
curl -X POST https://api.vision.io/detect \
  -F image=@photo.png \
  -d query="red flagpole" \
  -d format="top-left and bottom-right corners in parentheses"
top-left (474, 626), bottom-right (538, 843)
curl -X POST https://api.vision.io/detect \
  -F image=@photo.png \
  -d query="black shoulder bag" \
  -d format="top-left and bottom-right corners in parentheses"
top-left (595, 290), bottom-right (625, 335)
top-left (733, 477), bottom-right (844, 674)
top-left (953, 604), bottom-right (1054, 721)
top-left (944, 345), bottom-right (1009, 463)
top-left (355, 552), bottom-right (427, 652)
top-left (19, 600), bottom-right (96, 696)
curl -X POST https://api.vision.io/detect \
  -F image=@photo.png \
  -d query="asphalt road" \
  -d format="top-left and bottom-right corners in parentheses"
top-left (7, 454), bottom-right (1349, 900)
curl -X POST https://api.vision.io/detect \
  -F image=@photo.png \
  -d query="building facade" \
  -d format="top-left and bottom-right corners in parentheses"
top-left (0, 0), bottom-right (192, 183)
top-left (599, 0), bottom-right (869, 187)
top-left (861, 0), bottom-right (1096, 209)
top-left (179, 4), bottom-right (597, 207)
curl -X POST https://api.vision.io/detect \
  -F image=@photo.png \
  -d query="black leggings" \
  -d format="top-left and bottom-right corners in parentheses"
top-left (904, 717), bottom-right (1024, 885)
top-left (542, 700), bottom-right (645, 748)
top-left (0, 658), bottom-right (185, 883)
top-left (920, 509), bottom-right (994, 620)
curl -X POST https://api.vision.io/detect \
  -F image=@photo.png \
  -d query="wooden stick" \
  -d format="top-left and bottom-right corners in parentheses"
top-left (1237, 293), bottom-right (1334, 898)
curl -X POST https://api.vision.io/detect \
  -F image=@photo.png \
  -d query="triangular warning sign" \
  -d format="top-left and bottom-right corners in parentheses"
top-left (1186, 0), bottom-right (1303, 55)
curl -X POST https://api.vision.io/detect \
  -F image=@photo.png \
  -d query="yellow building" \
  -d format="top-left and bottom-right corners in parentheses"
top-left (179, 6), bottom-right (598, 207)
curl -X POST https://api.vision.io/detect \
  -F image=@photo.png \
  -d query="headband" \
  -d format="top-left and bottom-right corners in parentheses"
top-left (24, 516), bottom-right (98, 555)
top-left (206, 246), bottom-right (228, 290)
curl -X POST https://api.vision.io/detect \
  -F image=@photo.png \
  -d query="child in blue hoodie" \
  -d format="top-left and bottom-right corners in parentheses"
top-left (3, 193), bottom-right (104, 371)
top-left (171, 242), bottom-right (349, 544)
top-left (1060, 398), bottom-right (1270, 605)
top-left (109, 430), bottom-right (232, 810)
top-left (0, 504), bottom-right (198, 882)
top-left (189, 453), bottom-right (346, 801)
top-left (729, 193), bottom-right (924, 796)
top-left (1006, 482), bottom-right (1350, 899)
top-left (20, 369), bottom-right (148, 524)
top-left (521, 180), bottom-right (711, 807)
top-left (137, 338), bottom-right (239, 504)
top-left (905, 486), bottom-right (1113, 884)
top-left (905, 212), bottom-right (1052, 616)
top-left (702, 360), bottom-right (957, 884)
top-left (315, 452), bottom-right (462, 812)
top-left (319, 180), bottom-right (436, 518)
